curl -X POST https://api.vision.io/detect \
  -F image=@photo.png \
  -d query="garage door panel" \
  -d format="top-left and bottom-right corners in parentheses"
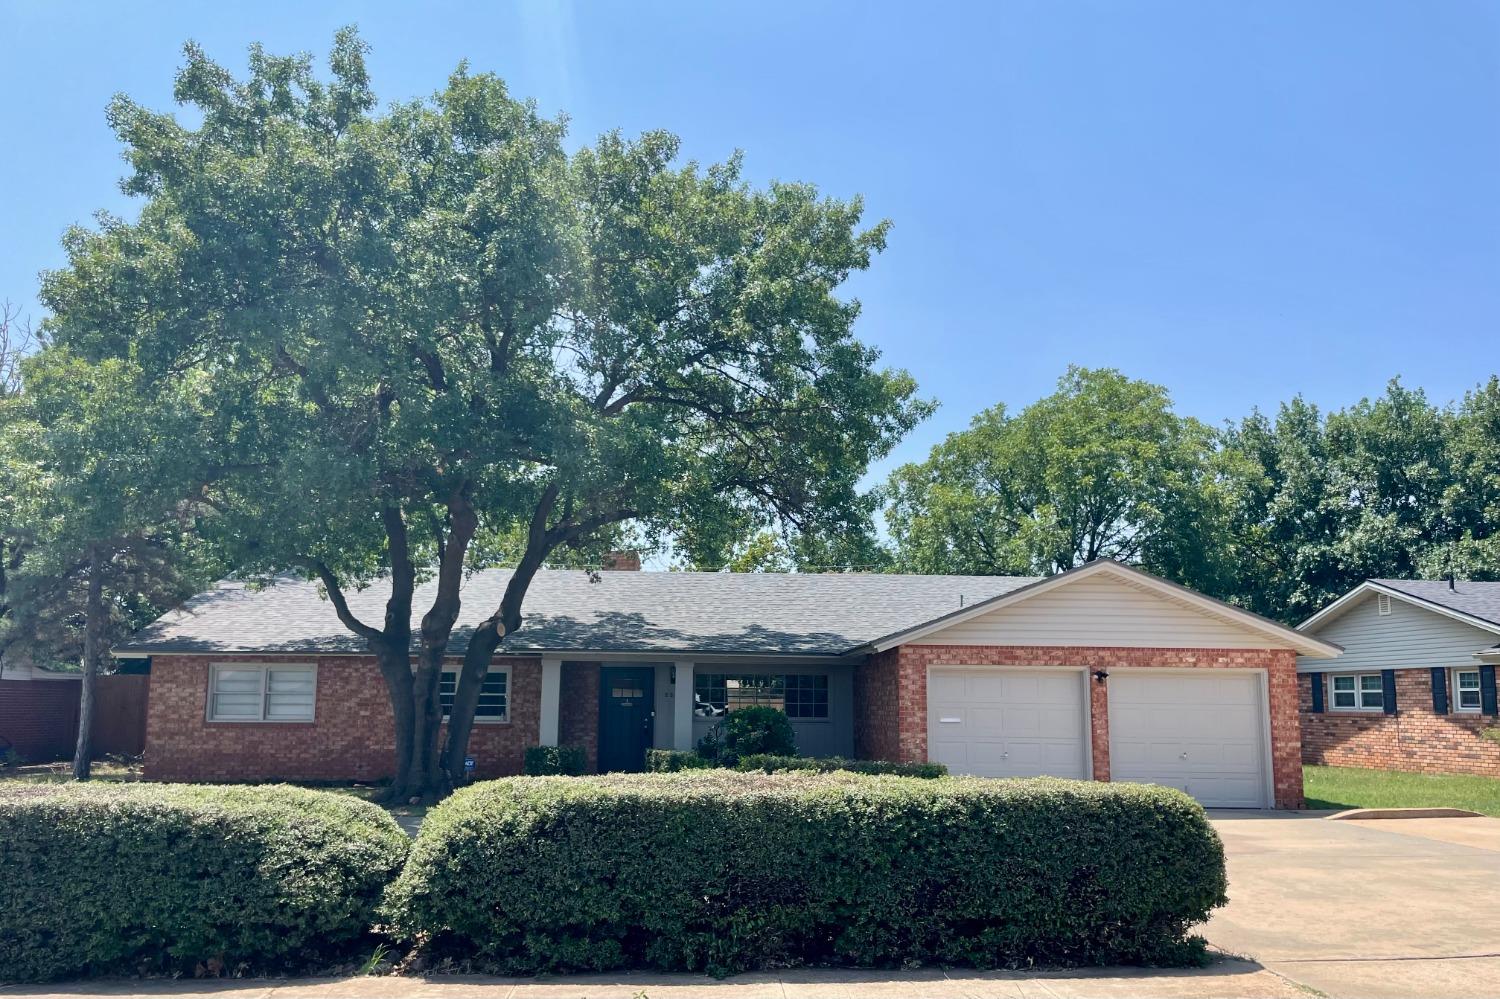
top-left (967, 673), bottom-right (1011, 699)
top-left (968, 706), bottom-right (1007, 731)
top-left (927, 668), bottom-right (1087, 780)
top-left (929, 673), bottom-right (967, 701)
top-left (1108, 672), bottom-right (1268, 808)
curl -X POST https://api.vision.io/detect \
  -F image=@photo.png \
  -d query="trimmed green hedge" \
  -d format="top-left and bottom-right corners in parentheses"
top-left (0, 783), bottom-right (409, 982)
top-left (645, 748), bottom-right (715, 772)
top-left (734, 754), bottom-right (948, 778)
top-left (524, 745), bottom-right (587, 775)
top-left (648, 751), bottom-right (946, 778)
top-left (385, 772), bottom-right (1226, 976)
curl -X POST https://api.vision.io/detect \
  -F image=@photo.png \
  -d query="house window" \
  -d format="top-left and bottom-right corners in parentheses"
top-left (1453, 669), bottom-right (1482, 712)
top-left (785, 674), bottom-right (829, 718)
top-left (209, 664), bottom-right (316, 722)
top-left (1330, 673), bottom-right (1384, 711)
top-left (693, 673), bottom-right (829, 719)
top-left (438, 667), bottom-right (509, 723)
top-left (1377, 594), bottom-right (1392, 615)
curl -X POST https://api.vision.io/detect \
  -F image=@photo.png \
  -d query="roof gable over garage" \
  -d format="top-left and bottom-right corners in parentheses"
top-left (872, 561), bottom-right (1340, 657)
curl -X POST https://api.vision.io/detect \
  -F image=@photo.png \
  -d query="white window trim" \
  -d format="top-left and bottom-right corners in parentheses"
top-left (1329, 672), bottom-right (1386, 712)
top-left (207, 662), bottom-right (318, 723)
top-left (439, 665), bottom-right (512, 725)
top-left (1452, 668), bottom-right (1483, 713)
top-left (1377, 594), bottom-right (1392, 615)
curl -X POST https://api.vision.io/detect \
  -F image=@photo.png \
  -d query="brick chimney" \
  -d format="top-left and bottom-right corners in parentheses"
top-left (601, 550), bottom-right (641, 571)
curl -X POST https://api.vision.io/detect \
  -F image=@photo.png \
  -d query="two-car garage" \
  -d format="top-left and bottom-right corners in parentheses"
top-left (926, 666), bottom-right (1272, 807)
top-left (873, 561), bottom-right (1342, 811)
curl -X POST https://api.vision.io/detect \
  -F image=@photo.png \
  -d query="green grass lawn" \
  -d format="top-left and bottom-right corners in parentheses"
top-left (1304, 764), bottom-right (1500, 816)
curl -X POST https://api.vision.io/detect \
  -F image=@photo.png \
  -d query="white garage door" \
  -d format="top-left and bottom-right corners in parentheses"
top-left (927, 668), bottom-right (1088, 779)
top-left (1108, 672), bottom-right (1269, 808)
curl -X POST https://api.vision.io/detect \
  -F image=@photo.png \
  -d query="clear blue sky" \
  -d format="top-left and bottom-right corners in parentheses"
top-left (4, 1), bottom-right (1499, 480)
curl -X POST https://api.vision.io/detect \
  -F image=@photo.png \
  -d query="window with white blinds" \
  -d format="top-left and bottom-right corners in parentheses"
top-left (209, 664), bottom-right (316, 722)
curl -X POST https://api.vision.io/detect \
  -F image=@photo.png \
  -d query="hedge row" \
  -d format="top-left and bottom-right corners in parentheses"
top-left (1, 772), bottom-right (1228, 982)
top-left (524, 745), bottom-right (587, 775)
top-left (735, 754), bottom-right (948, 778)
top-left (647, 749), bottom-right (947, 778)
top-left (384, 771), bottom-right (1226, 976)
top-left (645, 748), bottom-right (716, 772)
top-left (0, 783), bottom-right (408, 982)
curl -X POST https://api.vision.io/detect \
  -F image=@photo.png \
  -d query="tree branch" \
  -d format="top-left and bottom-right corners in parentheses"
top-left (308, 560), bottom-right (383, 642)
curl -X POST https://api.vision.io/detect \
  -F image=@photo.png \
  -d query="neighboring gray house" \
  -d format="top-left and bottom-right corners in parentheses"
top-left (1297, 580), bottom-right (1500, 777)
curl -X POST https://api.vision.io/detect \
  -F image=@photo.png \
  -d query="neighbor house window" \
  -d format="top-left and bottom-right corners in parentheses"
top-left (1453, 669), bottom-right (1482, 712)
top-left (693, 673), bottom-right (829, 719)
top-left (438, 667), bottom-right (509, 723)
top-left (209, 664), bottom-right (316, 722)
top-left (1330, 673), bottom-right (1384, 711)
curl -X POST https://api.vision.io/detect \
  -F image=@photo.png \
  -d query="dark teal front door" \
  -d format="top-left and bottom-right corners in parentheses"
top-left (598, 666), bottom-right (655, 772)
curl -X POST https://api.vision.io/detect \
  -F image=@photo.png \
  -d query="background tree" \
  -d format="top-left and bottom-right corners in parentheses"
top-left (885, 367), bottom-right (1227, 587)
top-left (1219, 380), bottom-right (1462, 622)
top-left (0, 302), bottom-right (37, 670)
top-left (1435, 376), bottom-right (1500, 580)
top-left (3, 350), bottom-right (221, 777)
top-left (42, 32), bottom-right (927, 800)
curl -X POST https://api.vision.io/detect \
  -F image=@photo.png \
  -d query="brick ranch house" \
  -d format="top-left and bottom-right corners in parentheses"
top-left (118, 559), bottom-right (1340, 809)
top-left (1297, 579), bottom-right (1500, 777)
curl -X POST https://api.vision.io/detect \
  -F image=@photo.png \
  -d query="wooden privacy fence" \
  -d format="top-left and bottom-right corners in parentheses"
top-left (0, 673), bottom-right (149, 762)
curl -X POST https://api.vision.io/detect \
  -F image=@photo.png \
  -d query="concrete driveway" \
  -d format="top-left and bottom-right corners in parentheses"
top-left (1207, 811), bottom-right (1500, 999)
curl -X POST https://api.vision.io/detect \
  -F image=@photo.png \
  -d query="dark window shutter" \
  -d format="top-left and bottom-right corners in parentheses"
top-left (1309, 672), bottom-right (1324, 713)
top-left (1382, 669), bottom-right (1398, 715)
top-left (1431, 667), bottom-right (1448, 714)
top-left (1482, 666), bottom-right (1498, 717)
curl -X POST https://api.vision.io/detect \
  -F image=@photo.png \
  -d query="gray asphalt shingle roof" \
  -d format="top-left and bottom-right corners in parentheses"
top-left (1373, 579), bottom-right (1500, 630)
top-left (118, 569), bottom-right (1041, 657)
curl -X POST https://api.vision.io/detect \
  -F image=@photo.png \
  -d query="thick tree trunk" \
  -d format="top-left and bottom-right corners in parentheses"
top-left (442, 618), bottom-right (502, 786)
top-left (444, 507), bottom-right (564, 786)
top-left (439, 488), bottom-right (631, 787)
top-left (72, 547), bottom-right (104, 781)
top-left (372, 640), bottom-right (418, 799)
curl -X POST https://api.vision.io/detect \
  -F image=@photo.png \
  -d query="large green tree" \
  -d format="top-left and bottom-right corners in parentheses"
top-left (1220, 379), bottom-right (1488, 622)
top-left (2, 350), bottom-right (222, 776)
top-left (1438, 376), bottom-right (1500, 579)
top-left (42, 32), bottom-right (926, 799)
top-left (0, 303), bottom-right (39, 666)
top-left (885, 367), bottom-right (1227, 586)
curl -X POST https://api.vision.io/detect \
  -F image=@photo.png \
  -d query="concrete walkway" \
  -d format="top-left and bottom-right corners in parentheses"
top-left (0, 962), bottom-right (1308, 999)
top-left (1207, 810), bottom-right (1500, 999)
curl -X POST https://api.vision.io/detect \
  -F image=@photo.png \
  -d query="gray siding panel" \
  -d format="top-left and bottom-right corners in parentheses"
top-left (690, 663), bottom-right (854, 758)
top-left (1298, 591), bottom-right (1499, 673)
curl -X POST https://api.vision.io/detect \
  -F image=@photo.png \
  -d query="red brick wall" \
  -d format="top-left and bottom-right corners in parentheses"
top-left (0, 678), bottom-right (80, 761)
top-left (854, 645), bottom-right (1302, 809)
top-left (853, 647), bottom-right (901, 761)
top-left (1088, 677), bottom-right (1110, 781)
top-left (1301, 669), bottom-right (1500, 777)
top-left (143, 653), bottom-right (541, 782)
top-left (559, 661), bottom-right (601, 772)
